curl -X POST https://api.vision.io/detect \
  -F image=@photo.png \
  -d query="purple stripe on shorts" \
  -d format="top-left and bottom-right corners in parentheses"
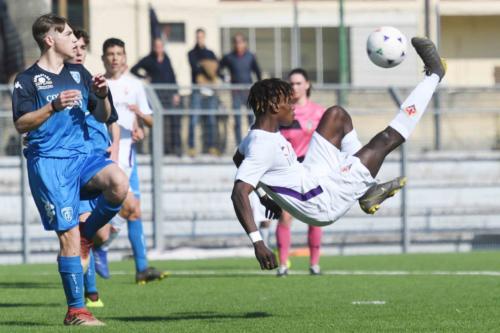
top-left (267, 185), bottom-right (323, 201)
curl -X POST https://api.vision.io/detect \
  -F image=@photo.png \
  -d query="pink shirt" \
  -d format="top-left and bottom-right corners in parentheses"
top-left (280, 100), bottom-right (325, 158)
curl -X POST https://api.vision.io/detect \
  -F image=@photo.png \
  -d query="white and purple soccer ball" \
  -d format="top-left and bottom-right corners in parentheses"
top-left (366, 26), bottom-right (407, 68)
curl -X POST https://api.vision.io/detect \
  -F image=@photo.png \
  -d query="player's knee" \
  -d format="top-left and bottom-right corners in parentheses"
top-left (128, 208), bottom-right (141, 221)
top-left (109, 170), bottom-right (129, 202)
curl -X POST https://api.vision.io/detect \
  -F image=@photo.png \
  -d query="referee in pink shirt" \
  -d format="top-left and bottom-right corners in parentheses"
top-left (276, 68), bottom-right (325, 276)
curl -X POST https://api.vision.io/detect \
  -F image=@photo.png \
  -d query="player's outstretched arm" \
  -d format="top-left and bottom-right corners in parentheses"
top-left (231, 180), bottom-right (278, 270)
top-left (14, 89), bottom-right (81, 133)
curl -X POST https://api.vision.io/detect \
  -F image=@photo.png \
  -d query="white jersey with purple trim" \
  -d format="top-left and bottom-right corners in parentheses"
top-left (235, 129), bottom-right (376, 226)
top-left (107, 73), bottom-right (152, 174)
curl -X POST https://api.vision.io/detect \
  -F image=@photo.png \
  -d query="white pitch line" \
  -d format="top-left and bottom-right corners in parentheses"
top-left (14, 270), bottom-right (500, 277)
top-left (352, 301), bottom-right (386, 305)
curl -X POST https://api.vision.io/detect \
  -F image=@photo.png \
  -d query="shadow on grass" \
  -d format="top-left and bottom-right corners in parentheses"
top-left (0, 302), bottom-right (60, 308)
top-left (107, 311), bottom-right (272, 322)
top-left (0, 282), bottom-right (59, 289)
top-left (0, 321), bottom-right (51, 327)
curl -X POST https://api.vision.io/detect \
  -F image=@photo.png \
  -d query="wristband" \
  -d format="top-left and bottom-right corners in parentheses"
top-left (96, 92), bottom-right (108, 99)
top-left (256, 187), bottom-right (267, 198)
top-left (51, 100), bottom-right (59, 112)
top-left (248, 231), bottom-right (263, 244)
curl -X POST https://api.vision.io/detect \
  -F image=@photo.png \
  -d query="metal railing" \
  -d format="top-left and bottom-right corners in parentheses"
top-left (2, 83), bottom-right (500, 263)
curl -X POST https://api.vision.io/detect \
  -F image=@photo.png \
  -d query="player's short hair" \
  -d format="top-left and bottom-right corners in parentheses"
top-left (73, 29), bottom-right (90, 46)
top-left (288, 68), bottom-right (312, 97)
top-left (247, 78), bottom-right (293, 115)
top-left (32, 13), bottom-right (68, 51)
top-left (196, 28), bottom-right (205, 34)
top-left (102, 38), bottom-right (125, 54)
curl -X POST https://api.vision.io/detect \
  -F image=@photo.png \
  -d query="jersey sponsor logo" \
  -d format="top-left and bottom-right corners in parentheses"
top-left (33, 74), bottom-right (54, 90)
top-left (404, 104), bottom-right (417, 116)
top-left (46, 94), bottom-right (84, 110)
top-left (14, 81), bottom-right (22, 89)
top-left (61, 206), bottom-right (74, 222)
top-left (70, 71), bottom-right (81, 84)
top-left (43, 199), bottom-right (56, 224)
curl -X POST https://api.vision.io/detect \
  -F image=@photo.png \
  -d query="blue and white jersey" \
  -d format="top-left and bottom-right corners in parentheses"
top-left (12, 63), bottom-right (94, 158)
top-left (85, 91), bottom-right (118, 156)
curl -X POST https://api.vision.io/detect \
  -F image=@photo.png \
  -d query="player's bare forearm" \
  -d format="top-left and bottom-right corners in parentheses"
top-left (15, 89), bottom-right (82, 133)
top-left (92, 97), bottom-right (112, 123)
top-left (14, 103), bottom-right (54, 133)
top-left (107, 122), bottom-right (120, 162)
top-left (233, 150), bottom-right (244, 168)
top-left (140, 114), bottom-right (153, 128)
top-left (231, 181), bottom-right (258, 234)
top-left (232, 181), bottom-right (278, 270)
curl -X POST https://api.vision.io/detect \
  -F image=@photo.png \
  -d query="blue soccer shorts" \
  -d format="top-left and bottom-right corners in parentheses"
top-left (28, 153), bottom-right (113, 231)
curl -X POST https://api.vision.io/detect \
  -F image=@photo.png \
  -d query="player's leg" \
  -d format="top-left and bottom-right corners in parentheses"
top-left (276, 211), bottom-right (292, 277)
top-left (79, 161), bottom-right (128, 242)
top-left (308, 225), bottom-right (322, 275)
top-left (28, 156), bottom-right (103, 325)
top-left (79, 205), bottom-right (103, 307)
top-left (355, 37), bottom-right (445, 178)
top-left (127, 163), bottom-right (168, 284)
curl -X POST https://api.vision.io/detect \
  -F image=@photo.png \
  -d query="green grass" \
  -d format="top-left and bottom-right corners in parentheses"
top-left (1, 251), bottom-right (500, 332)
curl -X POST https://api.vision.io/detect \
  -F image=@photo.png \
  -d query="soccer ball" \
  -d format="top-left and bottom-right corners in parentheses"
top-left (366, 26), bottom-right (407, 68)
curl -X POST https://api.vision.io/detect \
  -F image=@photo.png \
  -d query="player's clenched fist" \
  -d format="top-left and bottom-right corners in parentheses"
top-left (92, 74), bottom-right (108, 98)
top-left (53, 89), bottom-right (82, 111)
top-left (254, 241), bottom-right (278, 270)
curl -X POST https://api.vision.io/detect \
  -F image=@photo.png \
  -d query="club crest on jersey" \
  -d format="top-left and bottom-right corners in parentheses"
top-left (61, 207), bottom-right (74, 222)
top-left (70, 71), bottom-right (81, 84)
top-left (404, 104), bottom-right (417, 116)
top-left (33, 74), bottom-right (53, 90)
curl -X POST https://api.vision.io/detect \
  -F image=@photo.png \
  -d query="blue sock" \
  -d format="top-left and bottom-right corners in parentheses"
top-left (127, 219), bottom-right (148, 272)
top-left (83, 250), bottom-right (97, 294)
top-left (82, 195), bottom-right (121, 240)
top-left (58, 256), bottom-right (84, 309)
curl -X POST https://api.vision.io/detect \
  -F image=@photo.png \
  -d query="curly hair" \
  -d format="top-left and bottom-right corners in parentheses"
top-left (247, 78), bottom-right (293, 115)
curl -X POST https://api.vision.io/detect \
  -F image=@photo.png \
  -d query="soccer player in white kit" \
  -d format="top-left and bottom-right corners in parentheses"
top-left (93, 38), bottom-right (167, 283)
top-left (232, 38), bottom-right (446, 269)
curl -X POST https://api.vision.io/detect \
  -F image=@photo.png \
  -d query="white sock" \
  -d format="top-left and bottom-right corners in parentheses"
top-left (100, 214), bottom-right (127, 251)
top-left (341, 129), bottom-right (362, 155)
top-left (389, 74), bottom-right (440, 140)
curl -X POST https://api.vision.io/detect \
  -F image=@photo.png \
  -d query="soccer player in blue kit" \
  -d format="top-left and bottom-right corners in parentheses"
top-left (68, 29), bottom-right (120, 308)
top-left (11, 14), bottom-right (128, 326)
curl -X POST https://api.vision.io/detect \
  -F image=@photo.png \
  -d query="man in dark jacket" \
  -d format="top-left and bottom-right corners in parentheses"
top-left (0, 0), bottom-right (24, 83)
top-left (187, 28), bottom-right (219, 156)
top-left (219, 33), bottom-right (261, 144)
top-left (131, 38), bottom-right (181, 155)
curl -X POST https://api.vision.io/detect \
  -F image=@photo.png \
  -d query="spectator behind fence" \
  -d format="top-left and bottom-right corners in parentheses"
top-left (188, 28), bottom-right (220, 157)
top-left (219, 32), bottom-right (261, 144)
top-left (131, 38), bottom-right (181, 155)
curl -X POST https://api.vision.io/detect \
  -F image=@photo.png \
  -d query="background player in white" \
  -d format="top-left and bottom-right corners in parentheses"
top-left (92, 38), bottom-right (167, 284)
top-left (232, 38), bottom-right (446, 269)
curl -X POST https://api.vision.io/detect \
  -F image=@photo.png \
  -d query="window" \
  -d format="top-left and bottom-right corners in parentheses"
top-left (52, 0), bottom-right (89, 32)
top-left (221, 26), bottom-right (351, 83)
top-left (159, 23), bottom-right (186, 43)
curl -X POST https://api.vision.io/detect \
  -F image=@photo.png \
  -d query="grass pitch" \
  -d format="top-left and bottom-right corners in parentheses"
top-left (1, 251), bottom-right (500, 332)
